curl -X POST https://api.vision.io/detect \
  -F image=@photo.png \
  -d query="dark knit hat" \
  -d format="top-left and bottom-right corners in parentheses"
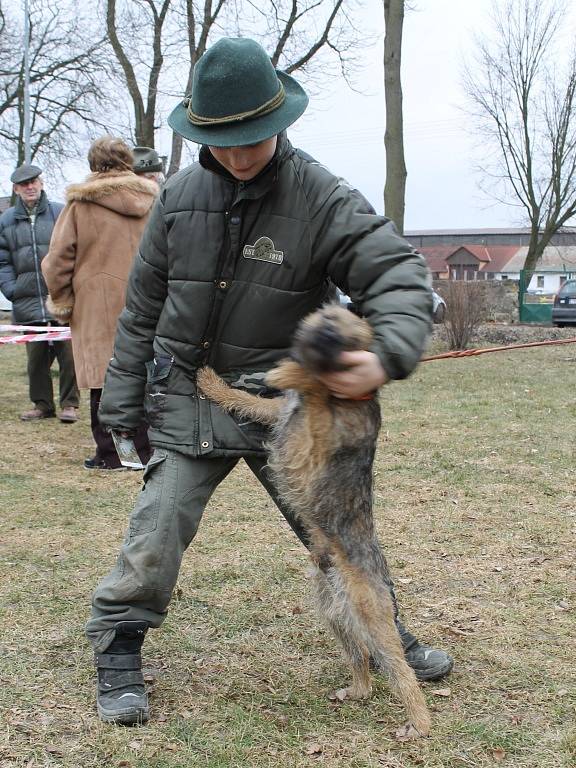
top-left (168, 37), bottom-right (308, 147)
top-left (132, 147), bottom-right (163, 174)
top-left (11, 164), bottom-right (42, 184)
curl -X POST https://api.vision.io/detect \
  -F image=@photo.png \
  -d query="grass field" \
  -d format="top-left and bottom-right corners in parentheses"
top-left (0, 340), bottom-right (575, 767)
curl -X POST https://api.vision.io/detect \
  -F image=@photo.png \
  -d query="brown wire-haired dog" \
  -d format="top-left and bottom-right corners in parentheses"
top-left (197, 304), bottom-right (431, 737)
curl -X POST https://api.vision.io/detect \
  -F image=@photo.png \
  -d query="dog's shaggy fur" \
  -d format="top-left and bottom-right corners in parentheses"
top-left (197, 304), bottom-right (431, 737)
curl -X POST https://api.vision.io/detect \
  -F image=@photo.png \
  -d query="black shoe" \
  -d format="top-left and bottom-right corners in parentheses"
top-left (84, 457), bottom-right (126, 471)
top-left (397, 621), bottom-right (454, 682)
top-left (95, 621), bottom-right (149, 725)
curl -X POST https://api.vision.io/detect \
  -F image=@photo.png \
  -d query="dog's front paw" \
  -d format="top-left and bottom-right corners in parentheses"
top-left (395, 720), bottom-right (430, 740)
top-left (332, 684), bottom-right (372, 702)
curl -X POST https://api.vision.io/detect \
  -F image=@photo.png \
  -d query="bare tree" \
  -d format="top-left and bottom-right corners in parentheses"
top-left (464, 0), bottom-right (576, 285)
top-left (103, 0), bottom-right (367, 177)
top-left (383, 0), bottom-right (406, 233)
top-left (0, 0), bottom-right (107, 171)
top-left (105, 0), bottom-right (171, 148)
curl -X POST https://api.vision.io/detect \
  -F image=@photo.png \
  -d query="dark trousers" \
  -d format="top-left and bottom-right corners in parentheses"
top-left (89, 388), bottom-right (152, 468)
top-left (26, 339), bottom-right (79, 413)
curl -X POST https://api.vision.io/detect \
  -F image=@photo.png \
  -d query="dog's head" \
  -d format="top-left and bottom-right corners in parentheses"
top-left (291, 304), bottom-right (374, 374)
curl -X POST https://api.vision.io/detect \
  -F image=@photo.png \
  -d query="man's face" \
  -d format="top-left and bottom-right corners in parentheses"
top-left (13, 177), bottom-right (43, 207)
top-left (209, 136), bottom-right (277, 181)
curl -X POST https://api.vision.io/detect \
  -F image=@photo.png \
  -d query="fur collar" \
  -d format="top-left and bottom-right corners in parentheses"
top-left (66, 171), bottom-right (158, 203)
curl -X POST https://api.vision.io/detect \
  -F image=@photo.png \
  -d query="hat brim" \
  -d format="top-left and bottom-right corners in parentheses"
top-left (168, 71), bottom-right (309, 147)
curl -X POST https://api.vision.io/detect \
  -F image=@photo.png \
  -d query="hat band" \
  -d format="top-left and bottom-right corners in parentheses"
top-left (186, 82), bottom-right (285, 127)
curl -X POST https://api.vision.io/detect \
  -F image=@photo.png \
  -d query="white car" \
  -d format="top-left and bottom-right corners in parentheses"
top-left (432, 290), bottom-right (446, 323)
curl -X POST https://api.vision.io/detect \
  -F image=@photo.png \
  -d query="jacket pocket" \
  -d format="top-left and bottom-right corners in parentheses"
top-left (144, 355), bottom-right (174, 428)
top-left (146, 354), bottom-right (174, 384)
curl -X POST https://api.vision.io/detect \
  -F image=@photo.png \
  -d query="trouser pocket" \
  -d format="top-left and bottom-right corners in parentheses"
top-left (129, 450), bottom-right (168, 536)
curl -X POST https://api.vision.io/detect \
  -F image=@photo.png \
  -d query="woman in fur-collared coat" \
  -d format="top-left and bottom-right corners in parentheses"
top-left (42, 136), bottom-right (158, 470)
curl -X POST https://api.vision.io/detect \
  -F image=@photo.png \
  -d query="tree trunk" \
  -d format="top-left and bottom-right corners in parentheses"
top-left (383, 0), bottom-right (406, 233)
top-left (523, 225), bottom-right (555, 288)
top-left (167, 131), bottom-right (184, 177)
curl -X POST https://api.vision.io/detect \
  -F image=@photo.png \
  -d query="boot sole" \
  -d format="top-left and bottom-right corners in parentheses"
top-left (97, 701), bottom-right (149, 726)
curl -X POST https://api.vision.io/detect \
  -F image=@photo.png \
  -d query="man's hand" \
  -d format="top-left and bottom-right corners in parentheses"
top-left (316, 350), bottom-right (388, 399)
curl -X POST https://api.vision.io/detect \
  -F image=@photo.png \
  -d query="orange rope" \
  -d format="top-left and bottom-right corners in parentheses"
top-left (422, 336), bottom-right (576, 361)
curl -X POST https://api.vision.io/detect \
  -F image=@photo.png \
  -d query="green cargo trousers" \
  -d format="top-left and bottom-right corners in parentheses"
top-left (86, 448), bottom-right (321, 653)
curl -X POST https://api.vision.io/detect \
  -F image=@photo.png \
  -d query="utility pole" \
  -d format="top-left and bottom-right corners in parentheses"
top-left (23, 0), bottom-right (31, 163)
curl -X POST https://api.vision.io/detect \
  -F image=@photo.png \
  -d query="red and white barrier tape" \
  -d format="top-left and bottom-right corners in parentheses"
top-left (0, 327), bottom-right (71, 345)
top-left (0, 324), bottom-right (70, 333)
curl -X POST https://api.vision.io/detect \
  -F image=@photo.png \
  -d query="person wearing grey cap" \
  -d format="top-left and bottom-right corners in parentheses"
top-left (86, 37), bottom-right (452, 726)
top-left (132, 146), bottom-right (165, 187)
top-left (0, 164), bottom-right (80, 422)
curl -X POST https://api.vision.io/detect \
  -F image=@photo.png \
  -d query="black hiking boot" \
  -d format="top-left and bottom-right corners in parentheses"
top-left (95, 621), bottom-right (149, 725)
top-left (397, 621), bottom-right (454, 681)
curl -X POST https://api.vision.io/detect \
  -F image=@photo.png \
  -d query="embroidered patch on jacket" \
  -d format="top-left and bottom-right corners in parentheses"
top-left (243, 236), bottom-right (284, 265)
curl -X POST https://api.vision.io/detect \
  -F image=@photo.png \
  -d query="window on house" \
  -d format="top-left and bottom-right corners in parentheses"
top-left (536, 275), bottom-right (544, 288)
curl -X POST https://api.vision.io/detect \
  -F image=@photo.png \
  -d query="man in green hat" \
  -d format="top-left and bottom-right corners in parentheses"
top-left (132, 146), bottom-right (165, 187)
top-left (87, 37), bottom-right (453, 726)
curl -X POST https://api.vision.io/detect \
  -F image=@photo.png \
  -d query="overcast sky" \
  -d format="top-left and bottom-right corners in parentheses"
top-left (6, 0), bottom-right (574, 233)
top-left (289, 0), bottom-right (574, 231)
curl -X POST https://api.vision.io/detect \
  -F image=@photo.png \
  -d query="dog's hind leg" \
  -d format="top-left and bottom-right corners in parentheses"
top-left (367, 611), bottom-right (431, 737)
top-left (332, 551), bottom-right (431, 736)
top-left (312, 561), bottom-right (372, 700)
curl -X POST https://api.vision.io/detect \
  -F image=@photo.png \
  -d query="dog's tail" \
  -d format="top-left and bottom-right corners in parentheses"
top-left (196, 366), bottom-right (283, 426)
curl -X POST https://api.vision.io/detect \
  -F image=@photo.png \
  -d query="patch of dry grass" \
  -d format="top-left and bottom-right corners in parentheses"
top-left (0, 341), bottom-right (575, 767)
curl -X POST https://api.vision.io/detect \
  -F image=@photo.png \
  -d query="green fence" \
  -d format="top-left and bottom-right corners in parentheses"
top-left (518, 268), bottom-right (576, 324)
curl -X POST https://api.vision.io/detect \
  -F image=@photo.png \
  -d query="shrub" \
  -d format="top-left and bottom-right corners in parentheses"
top-left (443, 280), bottom-right (487, 350)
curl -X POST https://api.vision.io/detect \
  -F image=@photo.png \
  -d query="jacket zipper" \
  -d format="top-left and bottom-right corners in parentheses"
top-left (30, 216), bottom-right (47, 322)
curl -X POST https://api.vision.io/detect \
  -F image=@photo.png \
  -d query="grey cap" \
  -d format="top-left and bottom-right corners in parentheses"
top-left (10, 164), bottom-right (43, 184)
top-left (132, 147), bottom-right (163, 174)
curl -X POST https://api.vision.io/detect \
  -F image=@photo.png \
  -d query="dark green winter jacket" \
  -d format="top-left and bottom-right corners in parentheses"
top-left (0, 191), bottom-right (63, 324)
top-left (99, 134), bottom-right (432, 457)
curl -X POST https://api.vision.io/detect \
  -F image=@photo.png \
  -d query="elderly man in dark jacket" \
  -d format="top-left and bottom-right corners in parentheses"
top-left (87, 38), bottom-right (453, 726)
top-left (0, 164), bottom-right (79, 422)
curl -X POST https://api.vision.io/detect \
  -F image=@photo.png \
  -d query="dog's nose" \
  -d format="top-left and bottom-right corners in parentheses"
top-left (299, 325), bottom-right (345, 372)
top-left (313, 325), bottom-right (342, 349)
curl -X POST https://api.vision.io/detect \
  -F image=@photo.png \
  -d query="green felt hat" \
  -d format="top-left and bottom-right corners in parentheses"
top-left (132, 146), bottom-right (163, 174)
top-left (168, 37), bottom-right (309, 147)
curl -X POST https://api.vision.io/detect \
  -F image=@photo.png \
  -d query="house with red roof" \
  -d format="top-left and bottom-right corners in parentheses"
top-left (412, 231), bottom-right (576, 294)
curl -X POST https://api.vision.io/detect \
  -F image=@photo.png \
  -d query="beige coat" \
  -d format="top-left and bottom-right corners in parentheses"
top-left (42, 171), bottom-right (157, 388)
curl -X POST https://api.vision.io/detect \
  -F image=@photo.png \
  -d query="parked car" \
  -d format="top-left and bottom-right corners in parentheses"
top-left (552, 280), bottom-right (576, 326)
top-left (432, 290), bottom-right (446, 323)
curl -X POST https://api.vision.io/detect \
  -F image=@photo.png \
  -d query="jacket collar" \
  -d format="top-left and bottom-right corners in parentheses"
top-left (199, 132), bottom-right (294, 199)
top-left (14, 190), bottom-right (49, 219)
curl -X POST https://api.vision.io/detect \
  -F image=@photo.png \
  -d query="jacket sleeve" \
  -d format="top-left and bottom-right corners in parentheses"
top-left (310, 181), bottom-right (432, 380)
top-left (98, 198), bottom-right (168, 431)
top-left (41, 203), bottom-right (77, 317)
top-left (0, 213), bottom-right (17, 300)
